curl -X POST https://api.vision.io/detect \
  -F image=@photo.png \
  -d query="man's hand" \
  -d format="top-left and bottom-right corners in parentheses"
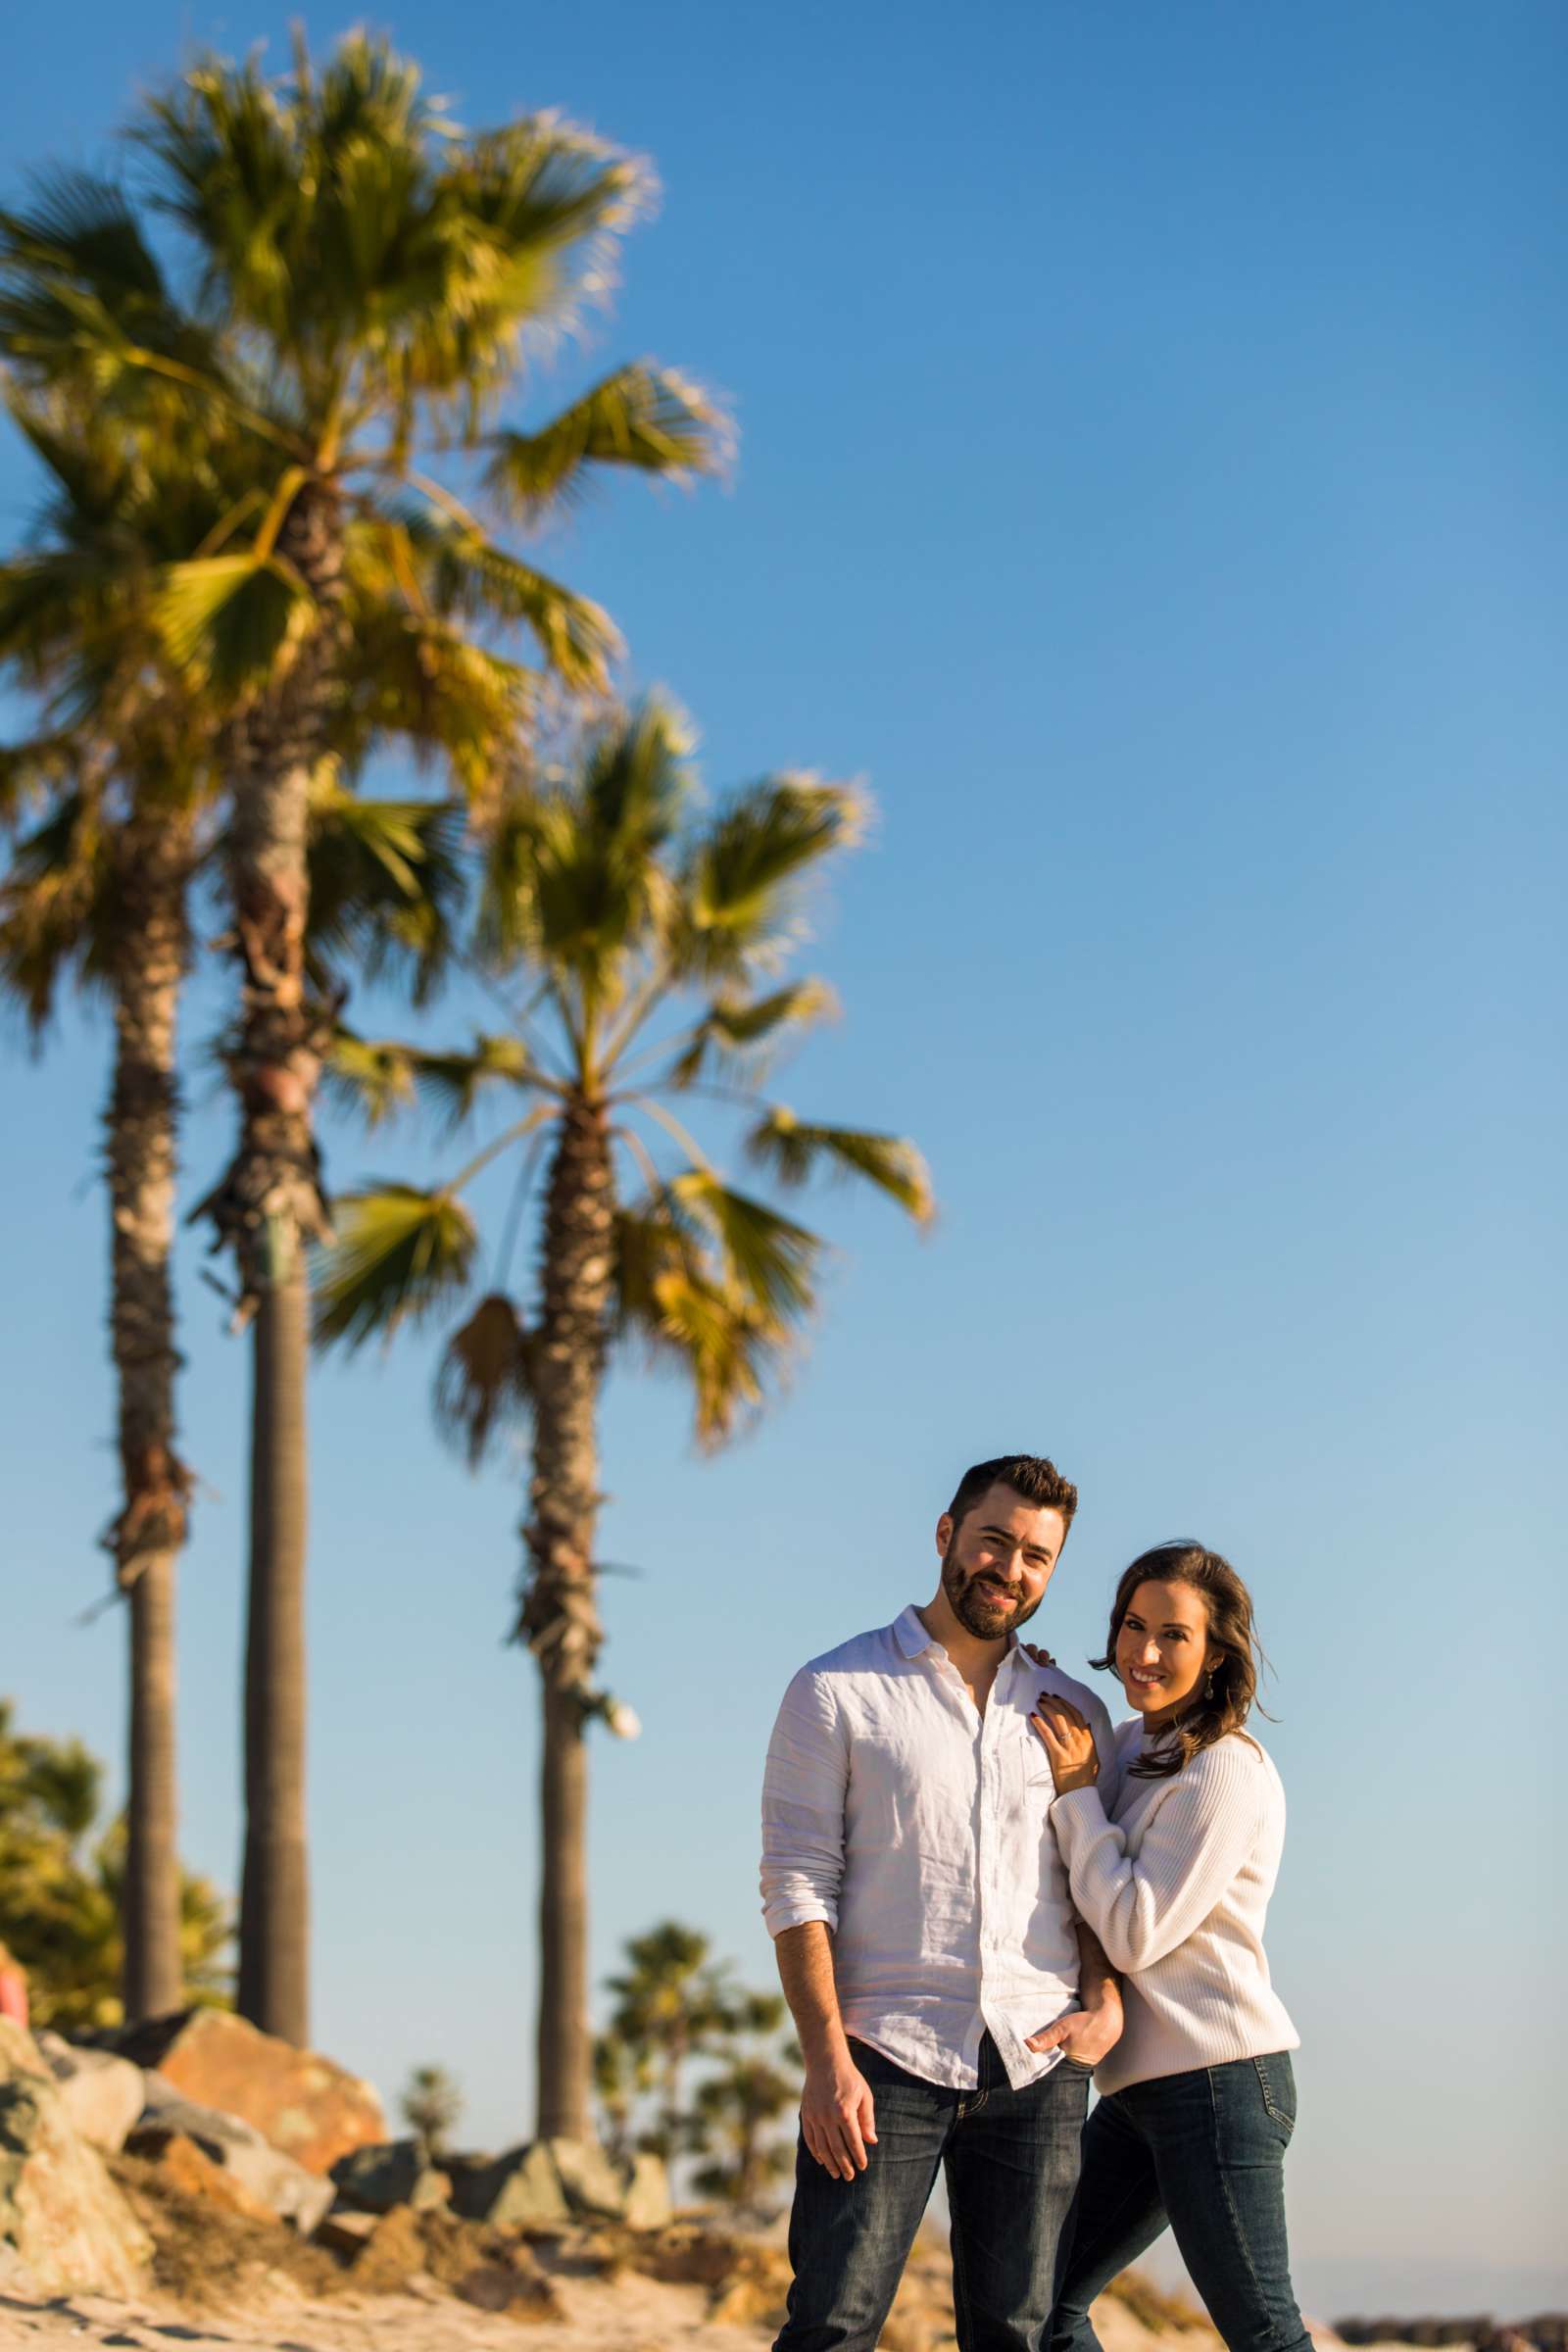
top-left (800, 2047), bottom-right (878, 2181)
top-left (1026, 1982), bottom-right (1124, 2066)
top-left (1030, 1693), bottom-right (1100, 1793)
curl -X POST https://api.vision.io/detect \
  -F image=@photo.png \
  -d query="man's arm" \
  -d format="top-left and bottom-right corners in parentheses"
top-left (760, 1669), bottom-right (874, 2180)
top-left (1025, 1920), bottom-right (1124, 2066)
top-left (774, 1922), bottom-right (877, 2180)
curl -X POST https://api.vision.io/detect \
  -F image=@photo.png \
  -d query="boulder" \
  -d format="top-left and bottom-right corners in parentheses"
top-left (144, 2132), bottom-right (278, 2227)
top-left (129, 2075), bottom-right (334, 2233)
top-left (0, 2017), bottom-right (152, 2296)
top-left (454, 2139), bottom-right (570, 2230)
top-left (343, 2202), bottom-right (426, 2294)
top-left (452, 2135), bottom-right (670, 2232)
top-left (622, 2151), bottom-right (673, 2232)
top-left (34, 2032), bottom-right (145, 2153)
top-left (454, 2253), bottom-right (564, 2321)
top-left (546, 2135), bottom-right (628, 2221)
top-left (329, 2135), bottom-right (450, 2215)
top-left (106, 2007), bottom-right (383, 2174)
top-left (314, 2206), bottom-right (378, 2258)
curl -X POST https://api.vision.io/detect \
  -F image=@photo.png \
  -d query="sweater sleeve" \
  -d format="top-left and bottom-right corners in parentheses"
top-left (1050, 1741), bottom-right (1267, 1973)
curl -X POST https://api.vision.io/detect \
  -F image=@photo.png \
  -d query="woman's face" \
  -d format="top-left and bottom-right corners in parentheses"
top-left (1113, 1578), bottom-right (1223, 1727)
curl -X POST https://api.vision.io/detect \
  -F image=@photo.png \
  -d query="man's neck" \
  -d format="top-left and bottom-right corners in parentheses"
top-left (915, 1595), bottom-right (1013, 1702)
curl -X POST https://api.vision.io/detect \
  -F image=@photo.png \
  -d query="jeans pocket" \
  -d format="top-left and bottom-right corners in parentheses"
top-left (1251, 2053), bottom-right (1297, 2139)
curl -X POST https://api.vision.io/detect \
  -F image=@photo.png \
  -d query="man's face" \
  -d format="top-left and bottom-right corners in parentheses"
top-left (936, 1483), bottom-right (1068, 1641)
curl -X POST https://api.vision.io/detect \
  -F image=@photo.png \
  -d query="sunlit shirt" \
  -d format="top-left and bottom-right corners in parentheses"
top-left (760, 1605), bottom-right (1121, 2090)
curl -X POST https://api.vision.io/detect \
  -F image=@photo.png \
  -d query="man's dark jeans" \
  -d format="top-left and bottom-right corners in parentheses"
top-left (774, 2034), bottom-right (1092, 2352)
top-left (1051, 2054), bottom-right (1310, 2352)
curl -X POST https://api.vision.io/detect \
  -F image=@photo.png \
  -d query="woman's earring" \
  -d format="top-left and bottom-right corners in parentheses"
top-left (1203, 1670), bottom-right (1216, 1700)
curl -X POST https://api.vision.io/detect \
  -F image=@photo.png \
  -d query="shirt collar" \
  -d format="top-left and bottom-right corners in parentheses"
top-left (893, 1604), bottom-right (1022, 1667)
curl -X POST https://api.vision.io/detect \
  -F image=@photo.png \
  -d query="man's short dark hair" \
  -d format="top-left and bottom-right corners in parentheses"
top-left (946, 1454), bottom-right (1078, 1535)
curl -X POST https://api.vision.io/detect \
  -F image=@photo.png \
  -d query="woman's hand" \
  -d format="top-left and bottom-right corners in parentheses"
top-left (1031, 1694), bottom-right (1100, 1794)
top-left (1022, 1642), bottom-right (1056, 1668)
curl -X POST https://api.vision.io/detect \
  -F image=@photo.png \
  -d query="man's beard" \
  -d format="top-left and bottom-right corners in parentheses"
top-left (941, 1544), bottom-right (1043, 1642)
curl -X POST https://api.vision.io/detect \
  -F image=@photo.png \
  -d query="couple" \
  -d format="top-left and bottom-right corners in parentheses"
top-left (760, 1452), bottom-right (1305, 2352)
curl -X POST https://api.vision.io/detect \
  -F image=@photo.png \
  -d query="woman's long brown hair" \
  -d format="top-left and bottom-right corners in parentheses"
top-left (1094, 1542), bottom-right (1267, 1780)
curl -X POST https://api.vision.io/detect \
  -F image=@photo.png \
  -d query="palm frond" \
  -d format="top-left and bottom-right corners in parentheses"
top-left (307, 786), bottom-right (466, 1004)
top-left (0, 791), bottom-right (111, 1034)
top-left (581, 694), bottom-right (693, 855)
top-left (0, 731), bottom-right (83, 829)
top-left (400, 509), bottom-right (621, 693)
top-left (0, 169), bottom-right (233, 423)
top-left (312, 1183), bottom-right (477, 1352)
top-left (743, 1109), bottom-right (935, 1225)
top-left (337, 597), bottom-right (538, 805)
top-left (667, 978), bottom-right (839, 1087)
top-left (322, 1031), bottom-right (420, 1129)
top-left (408, 1033), bottom-right (540, 1132)
top-left (323, 1028), bottom-right (539, 1134)
top-left (612, 1195), bottom-right (798, 1449)
top-left (674, 777), bottom-right (871, 982)
top-left (153, 551), bottom-right (313, 696)
top-left (484, 362), bottom-right (732, 521)
top-left (476, 776), bottom-right (663, 1004)
top-left (668, 1169), bottom-right (823, 1319)
top-left (433, 1291), bottom-right (534, 1467)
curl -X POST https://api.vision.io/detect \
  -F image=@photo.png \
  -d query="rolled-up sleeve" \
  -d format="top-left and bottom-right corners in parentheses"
top-left (760, 1668), bottom-right (848, 1937)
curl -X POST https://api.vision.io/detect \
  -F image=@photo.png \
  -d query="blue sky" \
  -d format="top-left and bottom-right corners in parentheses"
top-left (2, 0), bottom-right (1563, 2317)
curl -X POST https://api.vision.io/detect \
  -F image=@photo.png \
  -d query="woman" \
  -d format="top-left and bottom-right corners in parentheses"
top-left (1028, 1542), bottom-right (1308, 2352)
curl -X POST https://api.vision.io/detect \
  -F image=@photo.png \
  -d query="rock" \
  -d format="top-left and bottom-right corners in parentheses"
top-left (710, 2243), bottom-right (794, 2330)
top-left (0, 2017), bottom-right (153, 2296)
top-left (105, 2007), bottom-right (383, 2174)
top-left (455, 2254), bottom-right (564, 2321)
top-left (622, 2150), bottom-right (673, 2231)
top-left (453, 2135), bottom-right (668, 2232)
top-left (34, 2032), bottom-right (145, 2154)
top-left (330, 2135), bottom-right (450, 2215)
top-left (455, 2139), bottom-right (571, 2230)
top-left (545, 2134), bottom-right (627, 2220)
top-left (144, 2132), bottom-right (277, 2227)
top-left (344, 2202), bottom-right (426, 2293)
top-left (129, 2076), bottom-right (334, 2233)
top-left (631, 2222), bottom-right (749, 2288)
top-left (314, 2206), bottom-right (377, 2257)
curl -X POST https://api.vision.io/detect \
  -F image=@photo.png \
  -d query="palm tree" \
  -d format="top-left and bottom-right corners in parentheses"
top-left (2, 36), bottom-right (725, 2042)
top-left (0, 393), bottom-right (471, 2026)
top-left (0, 1699), bottom-right (229, 2033)
top-left (317, 699), bottom-right (933, 2138)
top-left (605, 1920), bottom-right (756, 2161)
top-left (690, 2027), bottom-right (800, 2206)
top-left (0, 396), bottom-right (231, 2022)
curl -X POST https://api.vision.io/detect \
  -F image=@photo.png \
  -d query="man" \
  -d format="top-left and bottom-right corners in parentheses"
top-left (760, 1453), bottom-right (1123, 2352)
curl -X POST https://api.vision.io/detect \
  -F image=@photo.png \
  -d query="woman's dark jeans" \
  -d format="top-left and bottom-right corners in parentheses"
top-left (1050, 2053), bottom-right (1310, 2352)
top-left (775, 2034), bottom-right (1093, 2352)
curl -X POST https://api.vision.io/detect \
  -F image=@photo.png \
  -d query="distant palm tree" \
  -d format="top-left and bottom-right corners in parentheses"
top-left (2, 33), bottom-right (725, 2042)
top-left (691, 2036), bottom-right (800, 2206)
top-left (317, 699), bottom-right (932, 2137)
top-left (605, 1920), bottom-right (756, 2161)
top-left (0, 1698), bottom-right (228, 2033)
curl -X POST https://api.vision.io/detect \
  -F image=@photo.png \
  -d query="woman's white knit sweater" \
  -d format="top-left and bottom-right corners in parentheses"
top-left (1051, 1717), bottom-right (1298, 2098)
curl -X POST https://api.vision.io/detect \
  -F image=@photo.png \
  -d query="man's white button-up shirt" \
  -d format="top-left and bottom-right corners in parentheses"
top-left (760, 1605), bottom-right (1121, 2091)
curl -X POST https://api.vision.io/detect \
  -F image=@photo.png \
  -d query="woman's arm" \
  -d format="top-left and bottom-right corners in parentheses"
top-left (1041, 1738), bottom-right (1269, 1973)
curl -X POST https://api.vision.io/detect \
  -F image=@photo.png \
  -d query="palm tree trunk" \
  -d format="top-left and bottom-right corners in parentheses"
top-left (519, 1098), bottom-right (614, 2142)
top-left (200, 480), bottom-right (344, 2047)
top-left (107, 822), bottom-right (191, 2022)
top-left (236, 1266), bottom-right (311, 2035)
